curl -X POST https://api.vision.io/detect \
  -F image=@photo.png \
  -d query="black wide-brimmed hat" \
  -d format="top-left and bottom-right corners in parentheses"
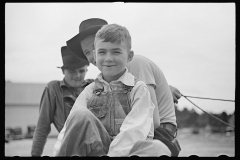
top-left (57, 46), bottom-right (89, 70)
top-left (66, 18), bottom-right (108, 60)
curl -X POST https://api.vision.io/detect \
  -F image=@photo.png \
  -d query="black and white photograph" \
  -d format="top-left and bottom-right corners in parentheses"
top-left (5, 2), bottom-right (235, 157)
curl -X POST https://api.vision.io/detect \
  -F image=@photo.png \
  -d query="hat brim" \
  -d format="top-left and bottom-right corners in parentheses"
top-left (66, 25), bottom-right (104, 60)
top-left (57, 60), bottom-right (89, 70)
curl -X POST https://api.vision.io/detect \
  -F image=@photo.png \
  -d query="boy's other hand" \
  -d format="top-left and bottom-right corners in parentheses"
top-left (169, 85), bottom-right (181, 104)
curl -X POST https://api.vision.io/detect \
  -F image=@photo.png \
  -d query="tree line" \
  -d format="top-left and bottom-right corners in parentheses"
top-left (175, 107), bottom-right (235, 133)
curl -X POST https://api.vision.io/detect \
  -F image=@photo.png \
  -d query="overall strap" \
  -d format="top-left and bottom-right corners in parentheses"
top-left (122, 77), bottom-right (140, 115)
top-left (92, 80), bottom-right (104, 96)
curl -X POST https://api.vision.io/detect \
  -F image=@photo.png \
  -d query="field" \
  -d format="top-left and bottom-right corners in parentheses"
top-left (5, 128), bottom-right (235, 157)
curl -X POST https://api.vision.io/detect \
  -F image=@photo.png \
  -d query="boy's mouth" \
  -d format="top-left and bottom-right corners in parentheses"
top-left (72, 79), bottom-right (82, 81)
top-left (103, 64), bottom-right (115, 67)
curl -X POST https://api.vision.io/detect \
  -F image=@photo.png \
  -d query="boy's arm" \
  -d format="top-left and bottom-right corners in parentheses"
top-left (31, 87), bottom-right (54, 156)
top-left (147, 84), bottom-right (160, 129)
top-left (107, 81), bottom-right (155, 157)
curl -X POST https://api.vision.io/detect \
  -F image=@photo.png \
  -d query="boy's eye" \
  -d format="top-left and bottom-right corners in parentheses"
top-left (68, 70), bottom-right (75, 74)
top-left (84, 52), bottom-right (90, 56)
top-left (98, 51), bottom-right (105, 54)
top-left (79, 70), bottom-right (85, 73)
top-left (69, 70), bottom-right (75, 73)
top-left (113, 51), bottom-right (121, 54)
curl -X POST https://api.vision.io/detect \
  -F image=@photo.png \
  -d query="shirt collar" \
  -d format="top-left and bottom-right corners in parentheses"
top-left (60, 79), bottom-right (68, 87)
top-left (60, 78), bottom-right (87, 88)
top-left (95, 68), bottom-right (135, 87)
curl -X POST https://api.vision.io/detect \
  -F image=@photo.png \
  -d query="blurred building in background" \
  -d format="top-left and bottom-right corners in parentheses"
top-left (5, 82), bottom-right (58, 139)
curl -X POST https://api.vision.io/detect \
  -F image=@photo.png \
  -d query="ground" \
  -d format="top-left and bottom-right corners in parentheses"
top-left (5, 128), bottom-right (235, 157)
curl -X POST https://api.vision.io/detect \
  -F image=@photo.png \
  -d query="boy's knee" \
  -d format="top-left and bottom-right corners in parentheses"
top-left (129, 139), bottom-right (171, 157)
top-left (68, 108), bottom-right (96, 123)
top-left (152, 140), bottom-right (171, 156)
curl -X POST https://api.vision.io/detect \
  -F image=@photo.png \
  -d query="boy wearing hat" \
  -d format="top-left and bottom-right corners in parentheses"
top-left (31, 46), bottom-right (94, 156)
top-left (53, 23), bottom-right (171, 157)
top-left (65, 18), bottom-right (181, 156)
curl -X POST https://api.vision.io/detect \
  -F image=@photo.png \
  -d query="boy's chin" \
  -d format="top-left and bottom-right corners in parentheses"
top-left (69, 81), bottom-right (83, 88)
top-left (102, 72), bottom-right (118, 77)
top-left (102, 72), bottom-right (124, 81)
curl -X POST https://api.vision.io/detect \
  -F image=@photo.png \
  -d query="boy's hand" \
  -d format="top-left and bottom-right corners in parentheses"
top-left (169, 85), bottom-right (181, 104)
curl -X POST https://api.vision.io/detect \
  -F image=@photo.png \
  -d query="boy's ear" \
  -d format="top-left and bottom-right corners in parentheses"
top-left (93, 50), bottom-right (96, 60)
top-left (127, 50), bottom-right (134, 62)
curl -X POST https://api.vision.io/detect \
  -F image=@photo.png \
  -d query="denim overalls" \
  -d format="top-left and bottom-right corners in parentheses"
top-left (54, 78), bottom-right (173, 157)
top-left (86, 79), bottom-right (137, 137)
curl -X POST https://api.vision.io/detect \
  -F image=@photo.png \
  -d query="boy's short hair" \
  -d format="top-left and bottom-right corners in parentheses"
top-left (94, 24), bottom-right (132, 50)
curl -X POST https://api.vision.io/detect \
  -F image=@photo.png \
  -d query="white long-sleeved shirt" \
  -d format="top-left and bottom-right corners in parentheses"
top-left (53, 68), bottom-right (155, 156)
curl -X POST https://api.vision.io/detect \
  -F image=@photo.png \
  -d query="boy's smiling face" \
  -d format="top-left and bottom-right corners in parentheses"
top-left (63, 65), bottom-right (88, 88)
top-left (94, 39), bottom-right (133, 83)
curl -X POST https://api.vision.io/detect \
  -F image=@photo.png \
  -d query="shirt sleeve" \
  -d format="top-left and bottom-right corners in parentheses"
top-left (31, 87), bottom-right (54, 156)
top-left (52, 83), bottom-right (94, 156)
top-left (107, 81), bottom-right (155, 157)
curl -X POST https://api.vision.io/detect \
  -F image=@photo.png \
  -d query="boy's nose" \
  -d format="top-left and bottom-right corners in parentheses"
top-left (75, 72), bottom-right (82, 78)
top-left (105, 53), bottom-right (113, 62)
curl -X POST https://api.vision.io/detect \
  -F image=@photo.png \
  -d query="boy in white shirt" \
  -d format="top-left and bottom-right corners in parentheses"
top-left (53, 24), bottom-right (171, 157)
top-left (66, 18), bottom-right (181, 156)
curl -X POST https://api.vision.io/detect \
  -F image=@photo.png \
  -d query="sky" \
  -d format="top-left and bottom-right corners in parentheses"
top-left (5, 2), bottom-right (235, 115)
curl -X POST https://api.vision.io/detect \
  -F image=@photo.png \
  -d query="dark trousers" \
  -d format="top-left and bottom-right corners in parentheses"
top-left (153, 125), bottom-right (181, 157)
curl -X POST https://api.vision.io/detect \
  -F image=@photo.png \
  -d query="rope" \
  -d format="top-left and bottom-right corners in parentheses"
top-left (183, 95), bottom-right (235, 102)
top-left (181, 94), bottom-right (235, 130)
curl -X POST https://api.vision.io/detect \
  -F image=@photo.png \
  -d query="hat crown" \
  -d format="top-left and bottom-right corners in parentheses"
top-left (66, 18), bottom-right (108, 61)
top-left (60, 46), bottom-right (89, 69)
top-left (61, 46), bottom-right (72, 57)
top-left (79, 18), bottom-right (108, 32)
top-left (61, 46), bottom-right (79, 64)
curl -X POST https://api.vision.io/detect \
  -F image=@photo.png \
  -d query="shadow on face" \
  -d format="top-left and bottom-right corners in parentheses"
top-left (62, 65), bottom-right (88, 88)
